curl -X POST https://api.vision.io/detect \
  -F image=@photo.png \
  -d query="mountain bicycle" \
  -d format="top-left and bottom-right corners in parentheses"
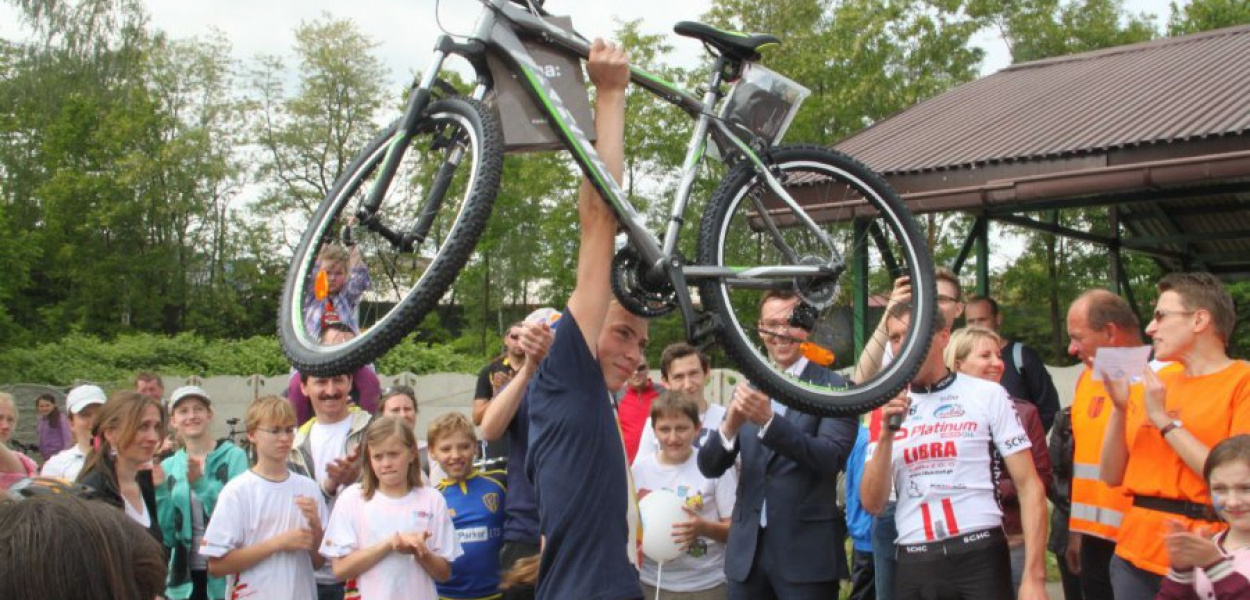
top-left (222, 417), bottom-right (252, 461)
top-left (277, 0), bottom-right (936, 417)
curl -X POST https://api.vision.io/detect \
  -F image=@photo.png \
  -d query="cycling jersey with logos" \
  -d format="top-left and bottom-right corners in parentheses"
top-left (890, 372), bottom-right (1031, 545)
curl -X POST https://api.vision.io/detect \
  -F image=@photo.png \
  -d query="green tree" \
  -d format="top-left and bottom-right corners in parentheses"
top-left (705, 0), bottom-right (984, 145)
top-left (1167, 0), bottom-right (1250, 35)
top-left (970, 0), bottom-right (1158, 64)
top-left (250, 14), bottom-right (390, 227)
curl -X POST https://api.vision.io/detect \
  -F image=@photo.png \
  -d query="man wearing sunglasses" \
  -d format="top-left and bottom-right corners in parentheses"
top-left (1098, 273), bottom-right (1250, 599)
top-left (472, 322), bottom-right (526, 463)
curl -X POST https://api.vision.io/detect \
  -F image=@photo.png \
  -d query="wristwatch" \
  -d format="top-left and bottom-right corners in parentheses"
top-left (1159, 420), bottom-right (1183, 437)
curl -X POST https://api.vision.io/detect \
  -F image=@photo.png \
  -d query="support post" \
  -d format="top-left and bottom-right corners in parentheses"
top-left (976, 216), bottom-right (989, 297)
top-left (1110, 205), bottom-right (1123, 294)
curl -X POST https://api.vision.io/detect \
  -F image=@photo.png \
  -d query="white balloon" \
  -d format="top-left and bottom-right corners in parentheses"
top-left (639, 489), bottom-right (688, 563)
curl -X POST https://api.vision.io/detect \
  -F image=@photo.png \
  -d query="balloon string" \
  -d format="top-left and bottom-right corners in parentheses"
top-left (654, 561), bottom-right (663, 600)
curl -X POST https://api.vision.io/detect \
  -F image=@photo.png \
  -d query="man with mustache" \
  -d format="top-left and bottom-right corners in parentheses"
top-left (289, 370), bottom-right (373, 600)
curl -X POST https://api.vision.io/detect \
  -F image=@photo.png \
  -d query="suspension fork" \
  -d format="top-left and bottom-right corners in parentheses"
top-left (354, 37), bottom-right (492, 251)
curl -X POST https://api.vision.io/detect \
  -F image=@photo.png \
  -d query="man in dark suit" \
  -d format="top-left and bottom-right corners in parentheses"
top-left (698, 290), bottom-right (858, 600)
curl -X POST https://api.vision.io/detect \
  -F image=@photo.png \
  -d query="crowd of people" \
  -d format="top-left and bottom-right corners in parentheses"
top-left (1, 42), bottom-right (1248, 600)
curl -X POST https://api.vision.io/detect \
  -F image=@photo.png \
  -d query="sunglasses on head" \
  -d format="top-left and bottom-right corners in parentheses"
top-left (381, 385), bottom-right (415, 399)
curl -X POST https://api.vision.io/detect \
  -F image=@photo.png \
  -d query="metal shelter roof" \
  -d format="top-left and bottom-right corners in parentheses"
top-left (831, 24), bottom-right (1250, 279)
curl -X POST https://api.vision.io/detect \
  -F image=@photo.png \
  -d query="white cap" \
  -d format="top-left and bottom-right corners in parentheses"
top-left (66, 385), bottom-right (107, 414)
top-left (169, 385), bottom-right (211, 410)
top-left (524, 307), bottom-right (562, 329)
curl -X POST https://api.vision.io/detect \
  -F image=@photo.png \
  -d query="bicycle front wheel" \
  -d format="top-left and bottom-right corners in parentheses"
top-left (279, 96), bottom-right (504, 375)
top-left (696, 145), bottom-right (936, 417)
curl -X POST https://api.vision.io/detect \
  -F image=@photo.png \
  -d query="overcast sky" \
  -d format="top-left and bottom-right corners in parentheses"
top-left (1, 0), bottom-right (1183, 90)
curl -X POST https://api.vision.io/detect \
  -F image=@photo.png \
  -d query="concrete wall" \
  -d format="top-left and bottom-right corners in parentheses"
top-left (2, 364), bottom-right (1086, 459)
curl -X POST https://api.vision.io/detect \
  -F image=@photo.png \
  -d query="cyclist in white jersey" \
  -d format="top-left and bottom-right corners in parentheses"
top-left (861, 304), bottom-right (1050, 600)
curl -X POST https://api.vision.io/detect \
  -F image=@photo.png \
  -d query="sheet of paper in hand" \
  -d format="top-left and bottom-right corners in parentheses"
top-left (1091, 346), bottom-right (1152, 382)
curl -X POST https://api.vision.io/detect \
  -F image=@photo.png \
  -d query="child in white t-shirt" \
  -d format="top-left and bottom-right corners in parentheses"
top-left (320, 416), bottom-right (462, 600)
top-left (203, 396), bottom-right (328, 600)
top-left (631, 391), bottom-right (736, 598)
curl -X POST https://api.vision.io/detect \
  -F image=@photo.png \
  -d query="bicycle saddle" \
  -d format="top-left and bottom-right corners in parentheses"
top-left (674, 22), bottom-right (780, 62)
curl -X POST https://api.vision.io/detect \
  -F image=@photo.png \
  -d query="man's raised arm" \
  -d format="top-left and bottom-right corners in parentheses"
top-left (566, 40), bottom-right (628, 350)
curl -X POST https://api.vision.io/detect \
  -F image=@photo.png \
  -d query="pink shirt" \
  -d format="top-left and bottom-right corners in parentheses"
top-left (1157, 531), bottom-right (1250, 600)
top-left (0, 451), bottom-right (38, 491)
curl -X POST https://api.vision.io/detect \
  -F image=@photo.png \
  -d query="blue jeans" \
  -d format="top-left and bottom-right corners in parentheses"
top-left (316, 582), bottom-right (345, 600)
top-left (871, 502), bottom-right (898, 600)
top-left (1110, 555), bottom-right (1162, 600)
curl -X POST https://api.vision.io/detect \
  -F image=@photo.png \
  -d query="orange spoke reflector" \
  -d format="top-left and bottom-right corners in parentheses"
top-left (314, 269), bottom-right (329, 301)
top-left (800, 342), bottom-right (835, 367)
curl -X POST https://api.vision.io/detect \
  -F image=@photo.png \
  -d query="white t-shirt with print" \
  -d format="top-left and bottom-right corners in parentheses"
top-left (631, 451), bottom-right (736, 592)
top-left (201, 470), bottom-right (329, 600)
top-left (889, 373), bottom-right (1030, 545)
top-left (320, 484), bottom-right (463, 600)
top-left (633, 403), bottom-right (728, 466)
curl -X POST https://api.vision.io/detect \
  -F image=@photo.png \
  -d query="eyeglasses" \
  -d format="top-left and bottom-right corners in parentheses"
top-left (381, 385), bottom-right (416, 399)
top-left (938, 294), bottom-right (960, 304)
top-left (256, 426), bottom-right (297, 437)
top-left (1152, 309), bottom-right (1196, 322)
top-left (758, 319), bottom-right (792, 331)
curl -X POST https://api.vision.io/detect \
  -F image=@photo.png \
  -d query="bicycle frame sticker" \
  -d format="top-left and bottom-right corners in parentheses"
top-left (485, 15), bottom-right (596, 152)
top-left (486, 20), bottom-right (662, 259)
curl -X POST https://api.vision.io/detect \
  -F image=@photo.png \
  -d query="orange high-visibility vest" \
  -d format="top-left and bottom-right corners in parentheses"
top-left (1069, 368), bottom-right (1132, 540)
top-left (1068, 363), bottom-right (1181, 541)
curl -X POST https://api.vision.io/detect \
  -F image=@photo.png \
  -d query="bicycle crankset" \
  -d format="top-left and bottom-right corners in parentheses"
top-left (794, 255), bottom-right (843, 309)
top-left (611, 245), bottom-right (679, 318)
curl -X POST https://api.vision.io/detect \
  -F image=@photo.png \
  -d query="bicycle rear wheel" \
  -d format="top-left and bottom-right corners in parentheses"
top-left (696, 145), bottom-right (935, 417)
top-left (279, 96), bottom-right (504, 375)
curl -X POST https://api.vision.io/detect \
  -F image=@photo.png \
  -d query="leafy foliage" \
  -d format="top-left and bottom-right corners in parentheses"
top-left (0, 331), bottom-right (486, 385)
top-left (0, 0), bottom-right (1247, 383)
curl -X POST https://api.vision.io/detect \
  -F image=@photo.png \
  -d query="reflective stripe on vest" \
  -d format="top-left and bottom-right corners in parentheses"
top-left (1071, 501), bottom-right (1124, 529)
top-left (1073, 463), bottom-right (1101, 481)
top-left (1069, 369), bottom-right (1134, 541)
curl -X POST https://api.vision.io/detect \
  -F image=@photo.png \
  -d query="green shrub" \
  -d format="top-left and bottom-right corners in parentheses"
top-left (0, 332), bottom-right (486, 385)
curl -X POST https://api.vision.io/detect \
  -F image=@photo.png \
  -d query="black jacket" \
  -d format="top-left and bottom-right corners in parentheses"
top-left (79, 461), bottom-right (164, 545)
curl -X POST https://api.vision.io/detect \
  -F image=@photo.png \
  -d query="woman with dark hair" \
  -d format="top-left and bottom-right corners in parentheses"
top-left (77, 390), bottom-right (167, 543)
top-left (0, 492), bottom-right (167, 600)
top-left (35, 393), bottom-right (72, 460)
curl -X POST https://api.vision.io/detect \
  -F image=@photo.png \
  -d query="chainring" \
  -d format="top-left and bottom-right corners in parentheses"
top-left (611, 245), bottom-right (678, 318)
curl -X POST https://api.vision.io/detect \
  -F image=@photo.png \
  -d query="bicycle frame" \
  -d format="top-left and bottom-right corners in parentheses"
top-left (375, 0), bottom-right (840, 338)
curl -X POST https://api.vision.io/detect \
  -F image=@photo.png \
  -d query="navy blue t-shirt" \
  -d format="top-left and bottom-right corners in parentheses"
top-left (526, 309), bottom-right (642, 600)
top-left (503, 391), bottom-right (540, 545)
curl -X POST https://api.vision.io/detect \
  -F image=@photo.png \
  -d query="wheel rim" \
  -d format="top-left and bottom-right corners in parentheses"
top-left (708, 156), bottom-right (932, 403)
top-left (289, 110), bottom-right (484, 357)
